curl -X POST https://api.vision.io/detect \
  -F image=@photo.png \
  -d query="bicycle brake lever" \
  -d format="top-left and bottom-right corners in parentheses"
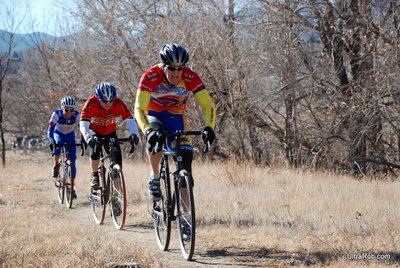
top-left (203, 141), bottom-right (212, 153)
top-left (153, 142), bottom-right (159, 155)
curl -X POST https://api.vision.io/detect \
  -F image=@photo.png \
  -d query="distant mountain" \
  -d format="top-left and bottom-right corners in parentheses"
top-left (0, 29), bottom-right (59, 53)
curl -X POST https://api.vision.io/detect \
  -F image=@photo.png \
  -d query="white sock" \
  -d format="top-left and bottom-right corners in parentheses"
top-left (150, 174), bottom-right (159, 180)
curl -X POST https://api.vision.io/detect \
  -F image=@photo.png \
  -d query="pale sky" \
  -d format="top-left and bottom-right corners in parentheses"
top-left (0, 0), bottom-right (76, 36)
top-left (0, 0), bottom-right (246, 36)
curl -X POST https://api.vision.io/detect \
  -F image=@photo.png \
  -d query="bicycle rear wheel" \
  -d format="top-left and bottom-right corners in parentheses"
top-left (110, 165), bottom-right (127, 230)
top-left (89, 167), bottom-right (107, 225)
top-left (65, 164), bottom-right (73, 208)
top-left (153, 172), bottom-right (171, 251)
top-left (176, 170), bottom-right (196, 261)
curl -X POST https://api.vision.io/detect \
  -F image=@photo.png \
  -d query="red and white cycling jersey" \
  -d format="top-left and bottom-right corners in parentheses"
top-left (80, 96), bottom-right (133, 136)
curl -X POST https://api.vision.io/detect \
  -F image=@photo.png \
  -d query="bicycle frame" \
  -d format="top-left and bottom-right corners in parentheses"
top-left (53, 142), bottom-right (83, 208)
top-left (89, 137), bottom-right (132, 230)
top-left (163, 133), bottom-right (192, 221)
top-left (152, 130), bottom-right (208, 261)
top-left (55, 145), bottom-right (68, 204)
top-left (97, 138), bottom-right (121, 204)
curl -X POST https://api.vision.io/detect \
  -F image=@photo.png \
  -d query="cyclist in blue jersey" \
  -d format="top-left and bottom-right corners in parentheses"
top-left (47, 96), bottom-right (80, 199)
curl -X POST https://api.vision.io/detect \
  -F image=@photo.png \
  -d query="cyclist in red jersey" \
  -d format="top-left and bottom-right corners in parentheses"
top-left (134, 44), bottom-right (217, 201)
top-left (80, 82), bottom-right (139, 190)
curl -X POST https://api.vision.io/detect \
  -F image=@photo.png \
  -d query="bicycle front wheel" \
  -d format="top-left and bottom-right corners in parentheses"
top-left (153, 172), bottom-right (171, 251)
top-left (110, 165), bottom-right (127, 230)
top-left (57, 169), bottom-right (65, 204)
top-left (176, 170), bottom-right (196, 261)
top-left (65, 164), bottom-right (73, 209)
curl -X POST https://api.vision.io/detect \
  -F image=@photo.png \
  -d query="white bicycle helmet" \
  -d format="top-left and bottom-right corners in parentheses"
top-left (60, 96), bottom-right (76, 108)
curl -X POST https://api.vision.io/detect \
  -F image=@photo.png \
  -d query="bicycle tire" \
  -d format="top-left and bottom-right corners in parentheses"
top-left (176, 170), bottom-right (196, 261)
top-left (153, 171), bottom-right (172, 251)
top-left (89, 166), bottom-right (107, 225)
top-left (65, 163), bottom-right (73, 209)
top-left (57, 164), bottom-right (65, 204)
top-left (110, 165), bottom-right (127, 230)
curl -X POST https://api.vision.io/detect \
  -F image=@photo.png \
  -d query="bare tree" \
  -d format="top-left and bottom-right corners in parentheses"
top-left (0, 3), bottom-right (28, 165)
top-left (252, 0), bottom-right (400, 174)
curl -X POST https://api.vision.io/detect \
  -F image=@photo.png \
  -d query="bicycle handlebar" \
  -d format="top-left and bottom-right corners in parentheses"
top-left (52, 143), bottom-right (85, 156)
top-left (93, 137), bottom-right (136, 154)
top-left (154, 130), bottom-right (211, 154)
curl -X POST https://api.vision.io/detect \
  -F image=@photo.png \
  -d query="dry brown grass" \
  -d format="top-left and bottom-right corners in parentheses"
top-left (1, 151), bottom-right (399, 267)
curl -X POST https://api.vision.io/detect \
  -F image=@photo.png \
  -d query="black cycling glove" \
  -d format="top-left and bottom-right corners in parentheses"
top-left (88, 136), bottom-right (98, 149)
top-left (145, 129), bottom-right (163, 153)
top-left (202, 126), bottom-right (216, 145)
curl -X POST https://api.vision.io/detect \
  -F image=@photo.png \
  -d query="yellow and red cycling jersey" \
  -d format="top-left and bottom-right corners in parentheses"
top-left (135, 64), bottom-right (216, 132)
top-left (80, 96), bottom-right (133, 136)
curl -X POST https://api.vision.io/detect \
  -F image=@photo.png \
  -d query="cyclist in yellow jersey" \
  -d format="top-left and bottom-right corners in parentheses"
top-left (134, 43), bottom-right (217, 201)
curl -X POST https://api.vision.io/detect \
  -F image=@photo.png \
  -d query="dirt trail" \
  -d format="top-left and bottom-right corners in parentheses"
top-left (10, 152), bottom-right (396, 267)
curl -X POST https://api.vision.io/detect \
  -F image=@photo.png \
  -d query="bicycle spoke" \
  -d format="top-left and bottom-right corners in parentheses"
top-left (110, 166), bottom-right (126, 230)
top-left (65, 165), bottom-right (73, 208)
top-left (89, 190), bottom-right (106, 225)
top-left (57, 175), bottom-right (65, 204)
top-left (177, 171), bottom-right (196, 261)
top-left (153, 173), bottom-right (171, 251)
top-left (90, 167), bottom-right (106, 225)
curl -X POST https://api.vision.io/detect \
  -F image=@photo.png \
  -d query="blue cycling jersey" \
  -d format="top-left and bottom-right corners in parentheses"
top-left (47, 109), bottom-right (80, 138)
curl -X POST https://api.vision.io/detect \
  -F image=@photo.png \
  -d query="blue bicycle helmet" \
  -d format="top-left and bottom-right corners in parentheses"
top-left (60, 96), bottom-right (76, 108)
top-left (160, 43), bottom-right (189, 66)
top-left (95, 82), bottom-right (117, 102)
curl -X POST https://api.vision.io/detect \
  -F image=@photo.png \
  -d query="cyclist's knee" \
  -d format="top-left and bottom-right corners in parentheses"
top-left (181, 147), bottom-right (193, 174)
top-left (54, 148), bottom-right (62, 156)
top-left (90, 145), bottom-right (101, 160)
top-left (90, 152), bottom-right (100, 160)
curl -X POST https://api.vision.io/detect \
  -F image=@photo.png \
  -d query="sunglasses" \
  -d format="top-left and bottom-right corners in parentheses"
top-left (101, 100), bottom-right (113, 104)
top-left (166, 65), bottom-right (185, 71)
top-left (64, 108), bottom-right (74, 112)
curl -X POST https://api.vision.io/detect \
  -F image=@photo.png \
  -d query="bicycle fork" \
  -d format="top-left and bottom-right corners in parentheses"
top-left (91, 165), bottom-right (108, 204)
top-left (56, 158), bottom-right (67, 188)
top-left (64, 159), bottom-right (71, 187)
top-left (172, 170), bottom-right (183, 221)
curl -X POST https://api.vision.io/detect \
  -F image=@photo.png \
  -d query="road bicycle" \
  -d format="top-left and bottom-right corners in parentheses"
top-left (88, 137), bottom-right (135, 230)
top-left (151, 130), bottom-right (210, 261)
top-left (52, 142), bottom-right (84, 209)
